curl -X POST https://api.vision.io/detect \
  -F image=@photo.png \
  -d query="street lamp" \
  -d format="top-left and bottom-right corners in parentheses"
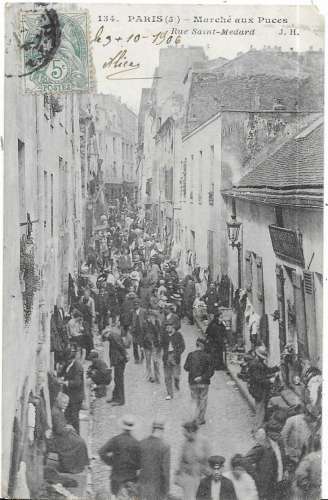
top-left (226, 215), bottom-right (242, 288)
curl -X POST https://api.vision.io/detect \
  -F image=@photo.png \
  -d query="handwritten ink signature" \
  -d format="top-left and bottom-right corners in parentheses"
top-left (102, 49), bottom-right (140, 79)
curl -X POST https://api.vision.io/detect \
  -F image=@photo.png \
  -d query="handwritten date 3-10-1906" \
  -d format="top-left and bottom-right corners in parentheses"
top-left (92, 25), bottom-right (182, 47)
top-left (94, 26), bottom-right (183, 79)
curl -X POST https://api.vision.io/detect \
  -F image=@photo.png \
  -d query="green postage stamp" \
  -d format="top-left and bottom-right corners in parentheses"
top-left (20, 8), bottom-right (92, 93)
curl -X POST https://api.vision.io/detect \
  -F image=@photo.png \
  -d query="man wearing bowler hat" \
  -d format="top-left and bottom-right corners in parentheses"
top-left (196, 455), bottom-right (237, 500)
top-left (99, 414), bottom-right (140, 496)
top-left (139, 419), bottom-right (170, 500)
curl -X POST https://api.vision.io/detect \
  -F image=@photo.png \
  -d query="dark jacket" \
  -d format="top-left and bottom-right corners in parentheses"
top-left (95, 291), bottom-right (109, 315)
top-left (51, 405), bottom-right (89, 473)
top-left (131, 308), bottom-right (147, 344)
top-left (120, 296), bottom-right (135, 327)
top-left (64, 359), bottom-right (84, 403)
top-left (139, 436), bottom-right (170, 500)
top-left (203, 289), bottom-right (220, 313)
top-left (248, 357), bottom-right (276, 402)
top-left (99, 432), bottom-right (140, 484)
top-left (244, 443), bottom-right (278, 499)
top-left (205, 319), bottom-right (227, 348)
top-left (184, 350), bottom-right (214, 385)
top-left (196, 476), bottom-right (237, 500)
top-left (87, 358), bottom-right (109, 385)
top-left (108, 331), bottom-right (128, 366)
top-left (161, 331), bottom-right (185, 365)
top-left (184, 280), bottom-right (196, 306)
top-left (143, 320), bottom-right (161, 350)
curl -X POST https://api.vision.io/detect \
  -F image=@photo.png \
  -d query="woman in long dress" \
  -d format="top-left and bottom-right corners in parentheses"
top-left (51, 393), bottom-right (89, 474)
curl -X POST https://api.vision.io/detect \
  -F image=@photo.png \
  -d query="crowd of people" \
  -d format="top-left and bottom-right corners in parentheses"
top-left (48, 203), bottom-right (321, 500)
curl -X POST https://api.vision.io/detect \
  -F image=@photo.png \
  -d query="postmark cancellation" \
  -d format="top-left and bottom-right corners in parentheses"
top-left (20, 8), bottom-right (93, 94)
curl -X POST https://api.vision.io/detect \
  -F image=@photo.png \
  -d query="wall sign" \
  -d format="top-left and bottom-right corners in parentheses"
top-left (269, 225), bottom-right (304, 267)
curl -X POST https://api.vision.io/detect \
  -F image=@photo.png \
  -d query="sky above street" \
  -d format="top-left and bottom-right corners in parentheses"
top-left (85, 3), bottom-right (324, 113)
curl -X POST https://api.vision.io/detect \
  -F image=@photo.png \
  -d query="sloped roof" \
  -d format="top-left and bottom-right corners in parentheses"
top-left (184, 49), bottom-right (324, 134)
top-left (236, 119), bottom-right (323, 190)
top-left (215, 49), bottom-right (323, 80)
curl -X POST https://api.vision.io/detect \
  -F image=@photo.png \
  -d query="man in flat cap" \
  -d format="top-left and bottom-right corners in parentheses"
top-left (138, 419), bottom-right (170, 500)
top-left (184, 337), bottom-right (215, 425)
top-left (99, 414), bottom-right (140, 497)
top-left (196, 455), bottom-right (237, 500)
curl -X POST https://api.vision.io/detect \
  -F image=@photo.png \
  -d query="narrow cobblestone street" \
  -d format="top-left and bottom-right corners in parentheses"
top-left (90, 320), bottom-right (255, 498)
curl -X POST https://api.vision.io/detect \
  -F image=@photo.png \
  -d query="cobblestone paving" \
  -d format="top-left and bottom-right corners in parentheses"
top-left (90, 320), bottom-right (255, 498)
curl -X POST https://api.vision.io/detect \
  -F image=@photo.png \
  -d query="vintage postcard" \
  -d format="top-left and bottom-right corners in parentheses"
top-left (2, 1), bottom-right (324, 499)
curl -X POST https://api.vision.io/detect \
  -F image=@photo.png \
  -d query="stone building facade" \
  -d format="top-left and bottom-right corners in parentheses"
top-left (137, 47), bottom-right (209, 230)
top-left (3, 7), bottom-right (84, 495)
top-left (137, 45), bottom-right (324, 373)
top-left (223, 118), bottom-right (323, 369)
top-left (94, 95), bottom-right (137, 204)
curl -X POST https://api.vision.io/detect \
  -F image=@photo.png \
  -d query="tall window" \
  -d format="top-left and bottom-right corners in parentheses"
top-left (122, 142), bottom-right (125, 159)
top-left (181, 158), bottom-right (187, 201)
top-left (190, 154), bottom-right (194, 201)
top-left (113, 137), bottom-right (116, 154)
top-left (210, 145), bottom-right (214, 165)
top-left (64, 162), bottom-right (68, 224)
top-left (44, 171), bottom-right (48, 230)
top-left (18, 139), bottom-right (26, 225)
top-left (198, 150), bottom-right (203, 204)
top-left (50, 173), bottom-right (54, 237)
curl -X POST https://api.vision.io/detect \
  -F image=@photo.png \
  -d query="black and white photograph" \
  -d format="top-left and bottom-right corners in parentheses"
top-left (2, 1), bottom-right (325, 499)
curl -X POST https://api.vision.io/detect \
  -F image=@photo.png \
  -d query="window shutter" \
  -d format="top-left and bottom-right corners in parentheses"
top-left (256, 256), bottom-right (264, 311)
top-left (245, 251), bottom-right (253, 298)
top-left (276, 264), bottom-right (286, 350)
top-left (303, 271), bottom-right (318, 366)
top-left (292, 271), bottom-right (308, 358)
